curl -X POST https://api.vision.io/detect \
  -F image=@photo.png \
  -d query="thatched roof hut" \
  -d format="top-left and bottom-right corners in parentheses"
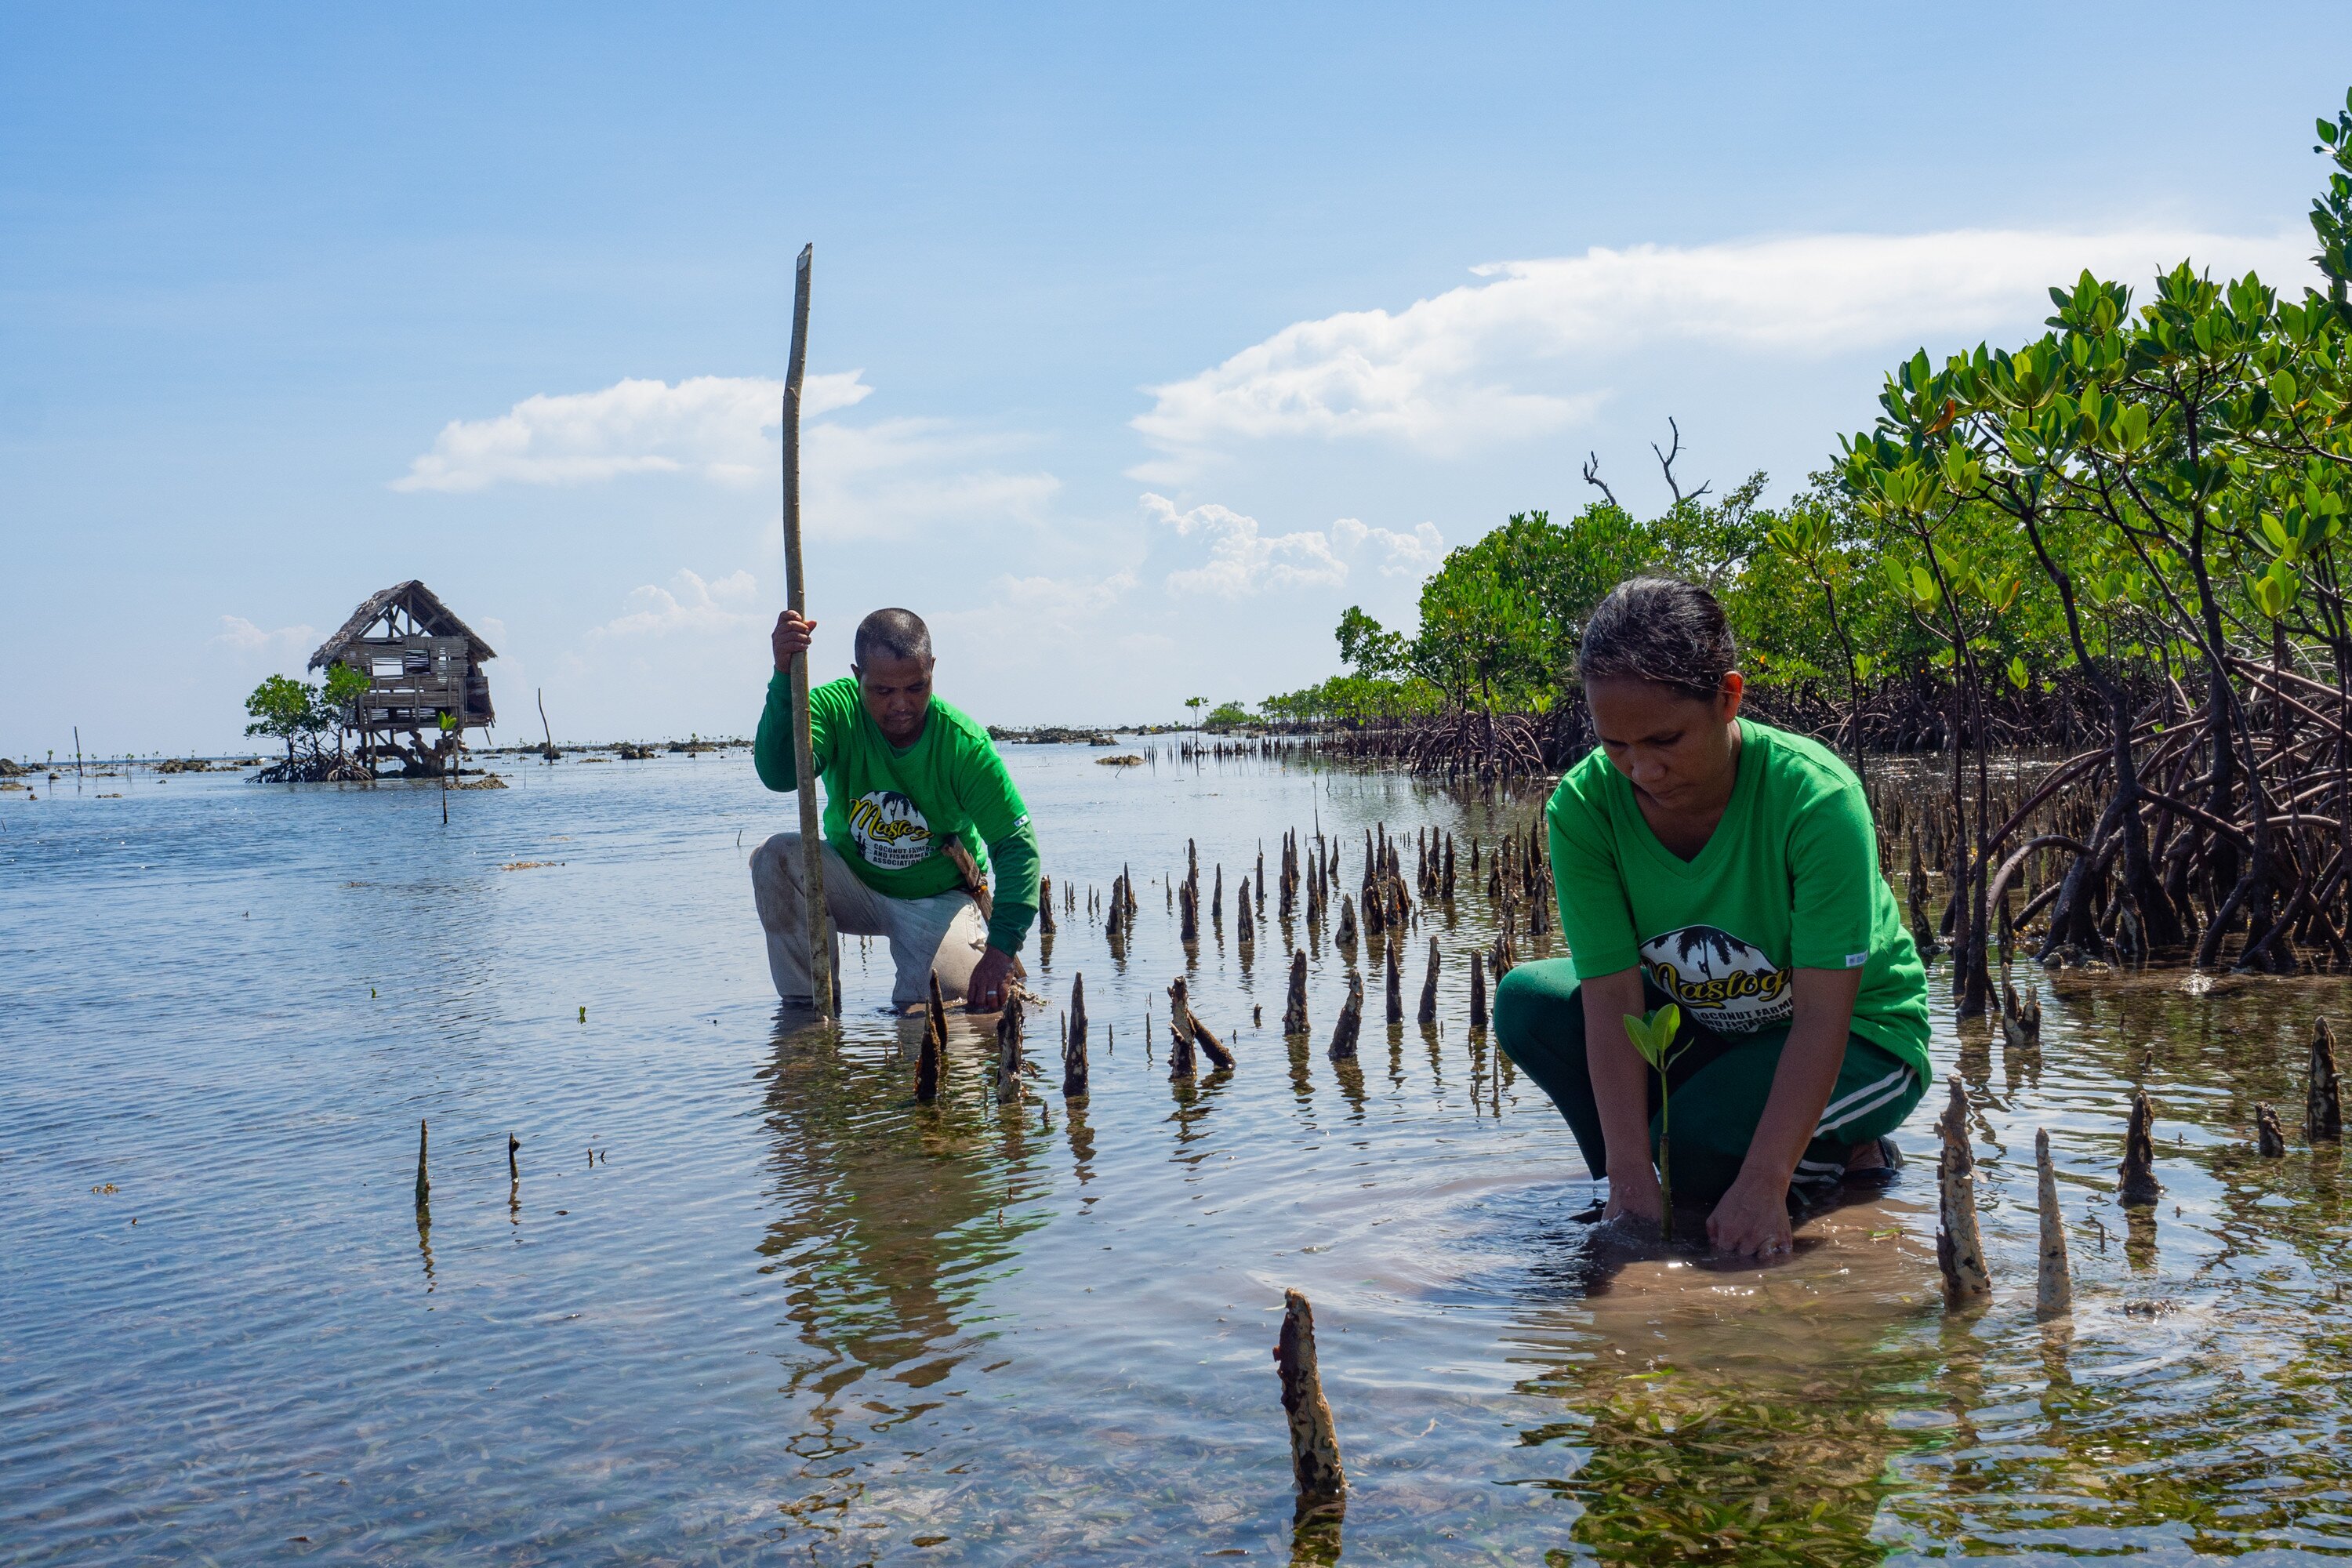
top-left (309, 581), bottom-right (496, 765)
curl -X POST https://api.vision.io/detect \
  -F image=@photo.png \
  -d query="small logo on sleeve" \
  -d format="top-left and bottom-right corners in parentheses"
top-left (1846, 951), bottom-right (1869, 968)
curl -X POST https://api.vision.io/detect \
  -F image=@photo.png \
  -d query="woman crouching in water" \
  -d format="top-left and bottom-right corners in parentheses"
top-left (1497, 577), bottom-right (1931, 1258)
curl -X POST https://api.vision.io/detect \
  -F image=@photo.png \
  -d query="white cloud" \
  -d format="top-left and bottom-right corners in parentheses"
top-left (1330, 517), bottom-right (1446, 577)
top-left (214, 615), bottom-right (316, 654)
top-left (392, 372), bottom-right (873, 492)
top-left (1144, 493), bottom-right (1353, 598)
top-left (803, 417), bottom-right (1059, 541)
top-left (1132, 226), bottom-right (2310, 475)
top-left (590, 568), bottom-right (762, 638)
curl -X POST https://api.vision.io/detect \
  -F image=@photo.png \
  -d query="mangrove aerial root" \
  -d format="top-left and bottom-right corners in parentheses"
top-left (1936, 1080), bottom-right (1991, 1302)
top-left (928, 974), bottom-right (952, 1071)
top-left (2257, 1102), bottom-right (2287, 1157)
top-left (1061, 989), bottom-right (1088, 1099)
top-left (1283, 950), bottom-right (1309, 1035)
top-left (1327, 973), bottom-right (1364, 1062)
top-left (1275, 1288), bottom-right (1346, 1507)
top-left (2035, 1128), bottom-right (2072, 1321)
top-left (2310, 1018), bottom-right (2343, 1142)
top-left (1383, 937), bottom-right (1403, 1025)
top-left (2000, 978), bottom-right (2042, 1050)
top-left (1417, 937), bottom-right (1439, 1025)
top-left (916, 1006), bottom-right (942, 1103)
top-left (2118, 1087), bottom-right (2162, 1207)
top-left (996, 993), bottom-right (1026, 1105)
top-left (414, 1119), bottom-right (430, 1211)
top-left (1166, 978), bottom-right (1200, 1080)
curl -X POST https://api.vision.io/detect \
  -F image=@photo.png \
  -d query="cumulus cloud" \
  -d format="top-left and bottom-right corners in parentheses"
top-left (392, 372), bottom-right (873, 492)
top-left (214, 615), bottom-right (316, 655)
top-left (1132, 226), bottom-right (2309, 476)
top-left (1330, 517), bottom-right (1446, 578)
top-left (1144, 495), bottom-right (1443, 597)
top-left (590, 568), bottom-right (762, 639)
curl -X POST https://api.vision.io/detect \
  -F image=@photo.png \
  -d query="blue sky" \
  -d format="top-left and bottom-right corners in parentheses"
top-left (4, 4), bottom-right (2346, 754)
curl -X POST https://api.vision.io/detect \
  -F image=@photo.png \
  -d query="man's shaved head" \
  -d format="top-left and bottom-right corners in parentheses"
top-left (854, 608), bottom-right (933, 668)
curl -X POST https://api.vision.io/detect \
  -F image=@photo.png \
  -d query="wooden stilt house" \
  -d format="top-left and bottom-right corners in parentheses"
top-left (307, 581), bottom-right (496, 774)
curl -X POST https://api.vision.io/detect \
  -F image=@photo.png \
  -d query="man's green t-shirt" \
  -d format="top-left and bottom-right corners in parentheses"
top-left (1547, 718), bottom-right (1930, 1083)
top-left (753, 673), bottom-right (1040, 954)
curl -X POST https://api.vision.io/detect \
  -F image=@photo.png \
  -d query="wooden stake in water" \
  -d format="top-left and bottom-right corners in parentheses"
top-left (1274, 1288), bottom-right (1345, 1506)
top-left (780, 241), bottom-right (833, 1020)
top-left (1417, 936), bottom-right (1439, 1025)
top-left (1935, 1079), bottom-right (1990, 1301)
top-left (928, 973), bottom-right (951, 1071)
top-left (1069, 971), bottom-right (1088, 1054)
top-left (2118, 1087), bottom-right (2162, 1206)
top-left (1283, 949), bottom-right (1308, 1035)
top-left (1383, 937), bottom-right (1403, 1024)
top-left (1039, 874), bottom-right (1056, 935)
top-left (1062, 987), bottom-right (1089, 1099)
top-left (2034, 1128), bottom-right (2072, 1320)
top-left (2310, 1017), bottom-right (2342, 1141)
top-left (1469, 951), bottom-right (1488, 1031)
top-left (506, 1133), bottom-right (519, 1182)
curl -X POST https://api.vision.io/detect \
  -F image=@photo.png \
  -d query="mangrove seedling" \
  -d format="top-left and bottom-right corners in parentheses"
top-left (1622, 1004), bottom-right (1687, 1240)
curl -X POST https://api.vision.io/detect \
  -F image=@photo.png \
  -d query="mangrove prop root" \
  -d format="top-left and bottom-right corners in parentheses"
top-left (996, 993), bottom-right (1025, 1105)
top-left (1166, 978), bottom-right (1200, 1080)
top-left (1283, 950), bottom-right (1309, 1035)
top-left (2118, 1087), bottom-right (2162, 1206)
top-left (2035, 1128), bottom-right (2072, 1321)
top-left (1417, 937), bottom-right (1439, 1025)
top-left (2310, 1018), bottom-right (2343, 1142)
top-left (2258, 1102), bottom-right (2287, 1157)
top-left (1274, 1288), bottom-right (1346, 1504)
top-left (916, 1006), bottom-right (942, 1103)
top-left (1469, 949), bottom-right (1488, 1030)
top-left (1383, 937), bottom-right (1403, 1025)
top-left (1936, 1080), bottom-right (1991, 1301)
top-left (1327, 974), bottom-right (1364, 1062)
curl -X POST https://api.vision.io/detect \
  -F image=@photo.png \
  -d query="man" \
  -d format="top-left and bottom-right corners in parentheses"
top-left (751, 605), bottom-right (1037, 1011)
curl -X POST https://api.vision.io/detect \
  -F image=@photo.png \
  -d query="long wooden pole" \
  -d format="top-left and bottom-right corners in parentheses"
top-left (782, 242), bottom-right (834, 1018)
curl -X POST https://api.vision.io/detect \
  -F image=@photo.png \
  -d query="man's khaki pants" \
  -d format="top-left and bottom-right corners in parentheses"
top-left (751, 833), bottom-right (990, 1009)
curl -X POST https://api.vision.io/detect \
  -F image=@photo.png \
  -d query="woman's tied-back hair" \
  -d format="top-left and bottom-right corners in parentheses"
top-left (1578, 576), bottom-right (1737, 702)
top-left (855, 608), bottom-right (933, 667)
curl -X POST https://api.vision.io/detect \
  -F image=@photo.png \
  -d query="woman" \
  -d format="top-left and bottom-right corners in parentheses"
top-left (1496, 577), bottom-right (1930, 1259)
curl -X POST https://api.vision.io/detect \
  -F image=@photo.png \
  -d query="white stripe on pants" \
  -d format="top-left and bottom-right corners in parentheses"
top-left (750, 833), bottom-right (990, 1008)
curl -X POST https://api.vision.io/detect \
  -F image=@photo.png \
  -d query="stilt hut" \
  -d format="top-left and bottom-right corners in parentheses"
top-left (307, 581), bottom-right (496, 775)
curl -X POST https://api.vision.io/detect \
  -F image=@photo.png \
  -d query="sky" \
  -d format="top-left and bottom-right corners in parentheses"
top-left (3, 4), bottom-right (2347, 755)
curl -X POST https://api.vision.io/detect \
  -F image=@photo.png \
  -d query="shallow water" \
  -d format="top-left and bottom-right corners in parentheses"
top-left (5, 750), bottom-right (2351, 1564)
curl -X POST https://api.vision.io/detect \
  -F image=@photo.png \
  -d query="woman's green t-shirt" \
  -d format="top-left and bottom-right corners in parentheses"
top-left (1546, 718), bottom-right (1931, 1084)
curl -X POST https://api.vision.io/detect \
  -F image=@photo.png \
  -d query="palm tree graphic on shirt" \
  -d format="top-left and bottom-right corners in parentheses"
top-left (1638, 924), bottom-right (1792, 1032)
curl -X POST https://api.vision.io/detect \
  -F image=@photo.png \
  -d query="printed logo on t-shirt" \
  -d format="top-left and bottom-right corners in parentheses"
top-left (845, 789), bottom-right (934, 869)
top-left (1639, 925), bottom-right (1791, 1033)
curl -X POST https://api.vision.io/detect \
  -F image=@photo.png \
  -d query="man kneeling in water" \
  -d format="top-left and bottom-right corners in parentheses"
top-left (751, 606), bottom-right (1036, 1011)
top-left (1496, 577), bottom-right (1931, 1259)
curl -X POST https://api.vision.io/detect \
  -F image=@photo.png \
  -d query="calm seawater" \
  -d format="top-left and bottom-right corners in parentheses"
top-left (5, 749), bottom-right (2352, 1565)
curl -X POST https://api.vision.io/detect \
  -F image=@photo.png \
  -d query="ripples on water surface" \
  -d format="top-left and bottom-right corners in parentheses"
top-left (6, 750), bottom-right (2352, 1564)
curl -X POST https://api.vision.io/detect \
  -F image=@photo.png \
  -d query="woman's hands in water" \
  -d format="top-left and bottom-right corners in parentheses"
top-left (1603, 1160), bottom-right (1665, 1226)
top-left (1706, 1171), bottom-right (1793, 1259)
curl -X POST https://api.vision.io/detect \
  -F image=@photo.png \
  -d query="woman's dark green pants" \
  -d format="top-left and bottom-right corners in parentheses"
top-left (1493, 958), bottom-right (1924, 1202)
